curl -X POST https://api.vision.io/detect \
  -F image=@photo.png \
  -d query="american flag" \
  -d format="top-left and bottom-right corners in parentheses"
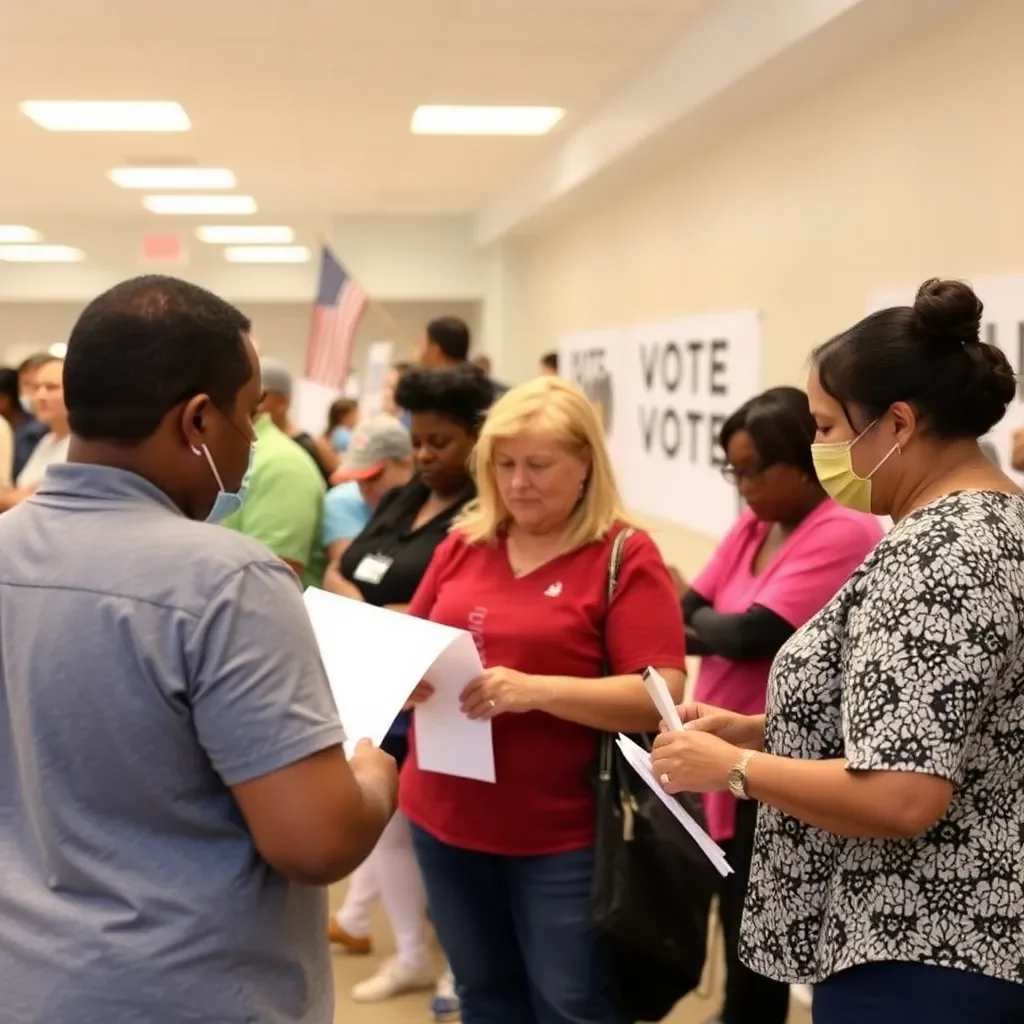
top-left (304, 245), bottom-right (369, 388)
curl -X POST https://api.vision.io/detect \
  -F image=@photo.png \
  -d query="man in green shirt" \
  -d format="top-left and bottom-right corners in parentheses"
top-left (224, 412), bottom-right (326, 588)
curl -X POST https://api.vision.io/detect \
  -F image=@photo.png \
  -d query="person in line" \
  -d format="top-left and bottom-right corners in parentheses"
top-left (418, 316), bottom-right (507, 399)
top-left (16, 351), bottom-right (52, 413)
top-left (418, 316), bottom-right (473, 370)
top-left (381, 362), bottom-right (412, 422)
top-left (403, 375), bottom-right (687, 1024)
top-left (0, 274), bottom-right (398, 1024)
top-left (321, 415), bottom-right (414, 581)
top-left (653, 279), bottom-right (1024, 1024)
top-left (224, 385), bottom-right (327, 589)
top-left (0, 366), bottom-right (46, 479)
top-left (676, 386), bottom-right (883, 1024)
top-left (539, 351), bottom-right (559, 376)
top-left (324, 397), bottom-right (359, 455)
top-left (258, 358), bottom-right (334, 482)
top-left (327, 367), bottom-right (490, 1019)
top-left (0, 355), bottom-right (70, 510)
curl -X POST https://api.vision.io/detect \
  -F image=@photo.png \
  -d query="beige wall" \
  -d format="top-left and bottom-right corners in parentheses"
top-left (0, 299), bottom-right (481, 378)
top-left (515, 0), bottom-right (1024, 575)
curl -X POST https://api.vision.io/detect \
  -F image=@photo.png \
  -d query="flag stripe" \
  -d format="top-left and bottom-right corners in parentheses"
top-left (304, 246), bottom-right (369, 389)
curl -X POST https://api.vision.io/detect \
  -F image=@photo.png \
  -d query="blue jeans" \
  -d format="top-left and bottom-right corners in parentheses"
top-left (410, 825), bottom-right (624, 1024)
top-left (814, 961), bottom-right (1024, 1024)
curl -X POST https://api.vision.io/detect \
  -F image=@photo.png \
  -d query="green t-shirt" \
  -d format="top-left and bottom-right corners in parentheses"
top-left (224, 416), bottom-right (326, 589)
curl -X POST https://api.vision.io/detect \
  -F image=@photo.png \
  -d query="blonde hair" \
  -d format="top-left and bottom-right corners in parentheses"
top-left (455, 375), bottom-right (634, 548)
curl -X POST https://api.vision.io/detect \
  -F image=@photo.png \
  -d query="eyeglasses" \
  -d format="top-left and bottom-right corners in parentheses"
top-left (721, 463), bottom-right (768, 485)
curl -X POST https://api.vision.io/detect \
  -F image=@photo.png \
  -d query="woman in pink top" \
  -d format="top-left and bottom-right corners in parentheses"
top-left (678, 387), bottom-right (883, 1024)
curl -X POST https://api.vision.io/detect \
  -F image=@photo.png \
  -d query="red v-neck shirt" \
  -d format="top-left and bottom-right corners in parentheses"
top-left (399, 525), bottom-right (687, 855)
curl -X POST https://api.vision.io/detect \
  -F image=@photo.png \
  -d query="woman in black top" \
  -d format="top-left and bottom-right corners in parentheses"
top-left (328, 365), bottom-right (492, 1017)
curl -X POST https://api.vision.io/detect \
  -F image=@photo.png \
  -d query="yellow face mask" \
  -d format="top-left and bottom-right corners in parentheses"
top-left (811, 422), bottom-right (899, 514)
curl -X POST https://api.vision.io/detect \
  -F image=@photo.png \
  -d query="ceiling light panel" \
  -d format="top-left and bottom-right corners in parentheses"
top-left (0, 226), bottom-right (42, 243)
top-left (0, 245), bottom-right (84, 263)
top-left (224, 246), bottom-right (311, 264)
top-left (144, 195), bottom-right (257, 215)
top-left (109, 167), bottom-right (236, 189)
top-left (411, 105), bottom-right (565, 136)
top-left (196, 225), bottom-right (295, 244)
top-left (21, 101), bottom-right (191, 132)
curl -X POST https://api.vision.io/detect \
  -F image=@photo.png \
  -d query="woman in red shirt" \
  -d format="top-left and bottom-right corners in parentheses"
top-left (402, 376), bottom-right (686, 1024)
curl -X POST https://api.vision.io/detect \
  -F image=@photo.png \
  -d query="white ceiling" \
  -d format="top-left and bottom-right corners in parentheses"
top-left (0, 0), bottom-right (707, 220)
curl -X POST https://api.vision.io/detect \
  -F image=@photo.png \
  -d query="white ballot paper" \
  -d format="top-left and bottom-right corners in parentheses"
top-left (616, 734), bottom-right (733, 878)
top-left (302, 588), bottom-right (496, 783)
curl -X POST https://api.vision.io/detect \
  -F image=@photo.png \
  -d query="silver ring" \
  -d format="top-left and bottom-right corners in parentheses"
top-left (659, 772), bottom-right (670, 787)
top-left (488, 699), bottom-right (496, 709)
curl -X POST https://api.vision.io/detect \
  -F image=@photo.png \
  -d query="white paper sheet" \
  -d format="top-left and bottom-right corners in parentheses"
top-left (616, 734), bottom-right (733, 877)
top-left (415, 631), bottom-right (496, 783)
top-left (302, 588), bottom-right (495, 782)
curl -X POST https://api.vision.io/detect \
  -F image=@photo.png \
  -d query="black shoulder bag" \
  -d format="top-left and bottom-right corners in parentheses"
top-left (592, 529), bottom-right (715, 1022)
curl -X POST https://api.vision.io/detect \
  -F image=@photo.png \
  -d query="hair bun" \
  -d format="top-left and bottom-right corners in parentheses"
top-left (912, 278), bottom-right (983, 352)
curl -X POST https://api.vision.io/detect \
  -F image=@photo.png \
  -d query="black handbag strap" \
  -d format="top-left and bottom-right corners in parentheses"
top-left (605, 527), bottom-right (635, 611)
top-left (599, 528), bottom-right (635, 785)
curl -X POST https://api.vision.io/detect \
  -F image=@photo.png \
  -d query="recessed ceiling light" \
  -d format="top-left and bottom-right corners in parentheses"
top-left (109, 167), bottom-right (236, 189)
top-left (144, 195), bottom-right (257, 215)
top-left (0, 245), bottom-right (84, 263)
top-left (224, 246), bottom-right (311, 264)
top-left (20, 101), bottom-right (190, 132)
top-left (196, 225), bottom-right (295, 244)
top-left (411, 105), bottom-right (565, 136)
top-left (0, 226), bottom-right (42, 243)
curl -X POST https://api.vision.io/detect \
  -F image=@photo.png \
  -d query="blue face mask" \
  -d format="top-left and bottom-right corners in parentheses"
top-left (330, 425), bottom-right (352, 453)
top-left (195, 443), bottom-right (255, 523)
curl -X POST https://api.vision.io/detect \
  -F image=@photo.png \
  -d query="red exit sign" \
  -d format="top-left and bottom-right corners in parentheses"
top-left (141, 234), bottom-right (186, 264)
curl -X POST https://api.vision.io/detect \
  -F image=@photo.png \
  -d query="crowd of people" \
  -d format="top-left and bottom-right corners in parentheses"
top-left (0, 273), bottom-right (1021, 1024)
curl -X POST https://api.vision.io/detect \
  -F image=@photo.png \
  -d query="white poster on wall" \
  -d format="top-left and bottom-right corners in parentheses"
top-left (557, 329), bottom-right (629, 462)
top-left (292, 377), bottom-right (339, 438)
top-left (867, 274), bottom-right (1024, 480)
top-left (619, 311), bottom-right (761, 538)
top-left (558, 311), bottom-right (761, 539)
top-left (360, 340), bottom-right (394, 420)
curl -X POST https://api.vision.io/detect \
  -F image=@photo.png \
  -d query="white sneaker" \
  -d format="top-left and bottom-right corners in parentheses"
top-left (431, 966), bottom-right (461, 1021)
top-left (351, 956), bottom-right (434, 1003)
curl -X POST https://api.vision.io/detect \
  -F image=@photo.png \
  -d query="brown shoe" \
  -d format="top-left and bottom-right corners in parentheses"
top-left (328, 918), bottom-right (373, 955)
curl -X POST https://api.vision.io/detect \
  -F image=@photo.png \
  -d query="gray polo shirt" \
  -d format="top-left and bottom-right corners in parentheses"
top-left (0, 463), bottom-right (346, 1024)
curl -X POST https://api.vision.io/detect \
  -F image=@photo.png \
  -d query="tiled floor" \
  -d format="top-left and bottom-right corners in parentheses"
top-left (328, 884), bottom-right (812, 1024)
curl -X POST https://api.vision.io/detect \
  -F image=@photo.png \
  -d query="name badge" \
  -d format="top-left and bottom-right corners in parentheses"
top-left (353, 554), bottom-right (393, 585)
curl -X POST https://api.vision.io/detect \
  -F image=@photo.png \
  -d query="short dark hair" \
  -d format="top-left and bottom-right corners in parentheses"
top-left (426, 317), bottom-right (471, 362)
top-left (64, 275), bottom-right (252, 443)
top-left (540, 351), bottom-right (558, 372)
top-left (17, 352), bottom-right (55, 375)
top-left (813, 278), bottom-right (1016, 439)
top-left (327, 398), bottom-right (358, 429)
top-left (0, 368), bottom-right (19, 404)
top-left (395, 365), bottom-right (493, 434)
top-left (720, 386), bottom-right (817, 477)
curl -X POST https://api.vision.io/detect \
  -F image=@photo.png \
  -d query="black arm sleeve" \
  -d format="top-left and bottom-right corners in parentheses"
top-left (683, 594), bottom-right (795, 662)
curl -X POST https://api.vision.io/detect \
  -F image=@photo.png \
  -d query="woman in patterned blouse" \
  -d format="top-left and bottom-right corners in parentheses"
top-left (653, 279), bottom-right (1024, 1024)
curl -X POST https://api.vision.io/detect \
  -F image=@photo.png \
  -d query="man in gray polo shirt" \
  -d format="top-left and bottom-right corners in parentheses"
top-left (0, 275), bottom-right (398, 1024)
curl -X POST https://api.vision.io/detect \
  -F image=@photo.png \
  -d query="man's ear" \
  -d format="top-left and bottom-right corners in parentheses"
top-left (182, 394), bottom-right (211, 452)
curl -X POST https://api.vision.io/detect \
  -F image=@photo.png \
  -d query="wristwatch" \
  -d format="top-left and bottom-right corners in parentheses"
top-left (727, 750), bottom-right (757, 800)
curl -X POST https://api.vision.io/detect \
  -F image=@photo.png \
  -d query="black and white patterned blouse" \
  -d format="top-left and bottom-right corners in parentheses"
top-left (741, 490), bottom-right (1024, 986)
